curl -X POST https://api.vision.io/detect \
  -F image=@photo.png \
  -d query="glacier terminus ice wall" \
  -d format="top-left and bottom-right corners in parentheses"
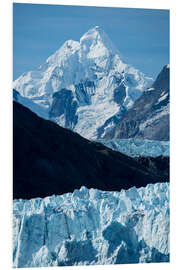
top-left (97, 139), bottom-right (169, 157)
top-left (13, 182), bottom-right (170, 267)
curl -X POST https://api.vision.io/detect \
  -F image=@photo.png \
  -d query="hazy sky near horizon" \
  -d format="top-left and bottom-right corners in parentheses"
top-left (13, 3), bottom-right (169, 80)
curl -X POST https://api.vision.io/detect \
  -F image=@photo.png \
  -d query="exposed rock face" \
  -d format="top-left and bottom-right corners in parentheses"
top-left (113, 78), bottom-right (126, 105)
top-left (75, 80), bottom-right (95, 106)
top-left (13, 89), bottom-right (20, 101)
top-left (104, 65), bottom-right (170, 141)
top-left (13, 101), bottom-right (167, 200)
top-left (13, 183), bottom-right (170, 267)
top-left (49, 89), bottom-right (78, 129)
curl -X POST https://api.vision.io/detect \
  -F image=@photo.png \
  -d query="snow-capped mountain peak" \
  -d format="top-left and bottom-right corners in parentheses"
top-left (80, 26), bottom-right (119, 57)
top-left (43, 26), bottom-right (119, 70)
top-left (46, 40), bottom-right (80, 66)
top-left (13, 26), bottom-right (153, 139)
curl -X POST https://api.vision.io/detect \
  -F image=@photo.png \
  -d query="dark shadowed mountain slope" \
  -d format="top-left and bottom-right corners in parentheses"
top-left (104, 65), bottom-right (169, 141)
top-left (135, 156), bottom-right (169, 180)
top-left (13, 101), bottom-right (168, 199)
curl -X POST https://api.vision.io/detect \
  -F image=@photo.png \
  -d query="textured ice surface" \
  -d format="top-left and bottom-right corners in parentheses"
top-left (97, 139), bottom-right (169, 157)
top-left (13, 26), bottom-right (153, 139)
top-left (13, 89), bottom-right (49, 120)
top-left (13, 183), bottom-right (169, 267)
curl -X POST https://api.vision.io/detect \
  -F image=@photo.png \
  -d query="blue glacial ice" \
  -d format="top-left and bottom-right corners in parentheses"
top-left (13, 182), bottom-right (169, 267)
top-left (97, 138), bottom-right (169, 157)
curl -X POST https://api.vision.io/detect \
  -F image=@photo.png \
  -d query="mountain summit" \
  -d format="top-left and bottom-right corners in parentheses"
top-left (79, 26), bottom-right (119, 56)
top-left (13, 26), bottom-right (153, 139)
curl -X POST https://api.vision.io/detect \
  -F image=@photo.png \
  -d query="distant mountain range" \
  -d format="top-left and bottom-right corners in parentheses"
top-left (13, 26), bottom-right (153, 140)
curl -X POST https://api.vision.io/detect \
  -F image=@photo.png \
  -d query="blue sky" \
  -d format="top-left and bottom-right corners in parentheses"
top-left (13, 3), bottom-right (169, 80)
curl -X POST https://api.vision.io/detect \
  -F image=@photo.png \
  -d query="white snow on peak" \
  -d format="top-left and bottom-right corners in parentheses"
top-left (46, 40), bottom-right (80, 66)
top-left (13, 90), bottom-right (49, 119)
top-left (13, 26), bottom-right (153, 139)
top-left (80, 26), bottom-right (119, 57)
top-left (13, 182), bottom-right (169, 267)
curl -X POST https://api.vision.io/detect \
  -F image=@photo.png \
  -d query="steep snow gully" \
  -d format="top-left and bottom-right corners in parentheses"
top-left (13, 183), bottom-right (169, 267)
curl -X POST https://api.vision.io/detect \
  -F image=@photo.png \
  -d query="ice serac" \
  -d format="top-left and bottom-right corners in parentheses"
top-left (13, 182), bottom-right (169, 267)
top-left (104, 65), bottom-right (170, 141)
top-left (97, 138), bottom-right (169, 157)
top-left (13, 26), bottom-right (153, 139)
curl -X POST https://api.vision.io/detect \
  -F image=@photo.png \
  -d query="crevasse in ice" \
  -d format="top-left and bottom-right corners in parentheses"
top-left (13, 182), bottom-right (169, 267)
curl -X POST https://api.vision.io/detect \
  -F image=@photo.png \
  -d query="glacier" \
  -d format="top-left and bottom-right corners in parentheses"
top-left (13, 89), bottom-right (49, 120)
top-left (13, 182), bottom-right (169, 267)
top-left (97, 138), bottom-right (169, 157)
top-left (13, 26), bottom-right (153, 139)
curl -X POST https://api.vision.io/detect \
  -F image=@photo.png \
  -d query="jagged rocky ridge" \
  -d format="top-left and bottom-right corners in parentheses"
top-left (13, 101), bottom-right (169, 199)
top-left (13, 26), bottom-right (153, 139)
top-left (104, 65), bottom-right (170, 141)
top-left (13, 182), bottom-right (170, 267)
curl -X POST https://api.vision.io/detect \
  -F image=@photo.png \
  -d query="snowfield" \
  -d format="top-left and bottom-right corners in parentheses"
top-left (13, 182), bottom-right (169, 267)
